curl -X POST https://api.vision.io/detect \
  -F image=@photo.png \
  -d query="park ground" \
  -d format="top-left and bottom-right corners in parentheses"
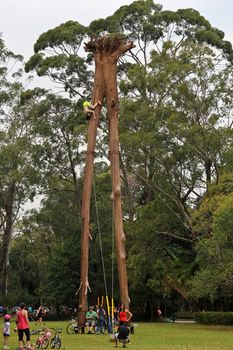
top-left (2, 321), bottom-right (233, 350)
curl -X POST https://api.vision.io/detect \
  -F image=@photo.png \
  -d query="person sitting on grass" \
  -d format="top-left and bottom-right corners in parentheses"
top-left (114, 323), bottom-right (130, 348)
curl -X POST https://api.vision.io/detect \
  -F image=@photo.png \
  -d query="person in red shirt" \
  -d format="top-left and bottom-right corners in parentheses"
top-left (118, 304), bottom-right (132, 326)
top-left (15, 303), bottom-right (32, 350)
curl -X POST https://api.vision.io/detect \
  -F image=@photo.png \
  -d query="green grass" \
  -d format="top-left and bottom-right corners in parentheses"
top-left (3, 321), bottom-right (233, 350)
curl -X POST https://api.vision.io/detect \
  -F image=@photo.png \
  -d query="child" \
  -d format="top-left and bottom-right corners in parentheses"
top-left (3, 314), bottom-right (11, 350)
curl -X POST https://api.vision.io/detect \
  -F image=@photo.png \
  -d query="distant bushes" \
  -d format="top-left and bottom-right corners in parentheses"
top-left (176, 312), bottom-right (194, 320)
top-left (194, 312), bottom-right (233, 325)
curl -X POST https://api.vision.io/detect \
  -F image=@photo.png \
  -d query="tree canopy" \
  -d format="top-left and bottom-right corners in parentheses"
top-left (0, 1), bottom-right (233, 315)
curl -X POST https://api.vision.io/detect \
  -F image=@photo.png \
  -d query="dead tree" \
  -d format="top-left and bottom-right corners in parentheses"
top-left (77, 36), bottom-right (134, 325)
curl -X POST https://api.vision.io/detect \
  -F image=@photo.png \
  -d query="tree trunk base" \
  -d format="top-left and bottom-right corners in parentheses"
top-left (77, 310), bottom-right (86, 327)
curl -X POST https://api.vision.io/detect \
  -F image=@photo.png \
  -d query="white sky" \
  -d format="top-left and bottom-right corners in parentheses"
top-left (1, 0), bottom-right (233, 60)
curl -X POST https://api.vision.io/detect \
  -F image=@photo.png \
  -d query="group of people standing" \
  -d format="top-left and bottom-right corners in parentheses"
top-left (2, 303), bottom-right (48, 350)
top-left (3, 303), bottom-right (32, 350)
top-left (85, 305), bottom-right (107, 334)
top-left (85, 302), bottom-right (133, 335)
top-left (2, 301), bottom-right (133, 349)
top-left (85, 302), bottom-right (133, 348)
top-left (113, 304), bottom-right (133, 348)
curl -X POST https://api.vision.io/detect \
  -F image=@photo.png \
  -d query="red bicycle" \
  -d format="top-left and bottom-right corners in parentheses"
top-left (31, 328), bottom-right (52, 349)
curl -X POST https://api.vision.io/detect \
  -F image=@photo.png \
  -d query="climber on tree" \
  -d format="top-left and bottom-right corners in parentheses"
top-left (83, 100), bottom-right (101, 120)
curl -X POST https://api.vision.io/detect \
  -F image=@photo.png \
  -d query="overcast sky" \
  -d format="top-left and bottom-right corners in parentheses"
top-left (1, 0), bottom-right (232, 210)
top-left (1, 0), bottom-right (233, 60)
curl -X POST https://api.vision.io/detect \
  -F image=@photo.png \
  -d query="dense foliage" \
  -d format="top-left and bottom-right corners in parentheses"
top-left (194, 312), bottom-right (233, 325)
top-left (1, 0), bottom-right (233, 317)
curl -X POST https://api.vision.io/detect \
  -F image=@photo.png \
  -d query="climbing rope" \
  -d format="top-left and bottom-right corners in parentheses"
top-left (92, 175), bottom-right (108, 299)
top-left (111, 152), bottom-right (115, 303)
top-left (92, 171), bottom-right (115, 331)
top-left (111, 214), bottom-right (115, 302)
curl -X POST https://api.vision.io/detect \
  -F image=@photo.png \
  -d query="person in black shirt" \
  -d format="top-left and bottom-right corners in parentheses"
top-left (114, 323), bottom-right (130, 348)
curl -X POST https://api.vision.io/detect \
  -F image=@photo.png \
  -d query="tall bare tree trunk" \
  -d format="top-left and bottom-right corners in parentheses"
top-left (103, 55), bottom-right (130, 308)
top-left (0, 181), bottom-right (16, 296)
top-left (78, 63), bottom-right (103, 325)
top-left (78, 38), bottom-right (134, 322)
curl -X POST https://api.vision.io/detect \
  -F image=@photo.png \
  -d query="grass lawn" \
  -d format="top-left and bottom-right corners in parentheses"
top-left (3, 321), bottom-right (233, 350)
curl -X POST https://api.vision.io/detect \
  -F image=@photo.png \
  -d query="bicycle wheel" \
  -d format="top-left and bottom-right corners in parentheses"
top-left (35, 340), bottom-right (41, 349)
top-left (66, 323), bottom-right (75, 334)
top-left (50, 337), bottom-right (55, 349)
top-left (55, 339), bottom-right (61, 349)
top-left (41, 339), bottom-right (49, 349)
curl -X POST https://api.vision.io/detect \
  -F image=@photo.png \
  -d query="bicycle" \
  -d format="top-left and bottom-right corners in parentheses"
top-left (50, 328), bottom-right (62, 349)
top-left (32, 327), bottom-right (52, 349)
top-left (66, 319), bottom-right (83, 334)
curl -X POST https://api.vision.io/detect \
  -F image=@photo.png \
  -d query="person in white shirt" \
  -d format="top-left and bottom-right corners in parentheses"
top-left (3, 314), bottom-right (11, 350)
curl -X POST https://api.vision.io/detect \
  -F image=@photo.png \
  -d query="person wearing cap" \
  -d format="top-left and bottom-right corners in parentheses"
top-left (85, 306), bottom-right (97, 334)
top-left (3, 314), bottom-right (11, 350)
top-left (15, 303), bottom-right (32, 350)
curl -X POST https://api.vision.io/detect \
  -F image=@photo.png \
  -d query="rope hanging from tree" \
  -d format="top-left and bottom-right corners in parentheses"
top-left (92, 175), bottom-right (109, 298)
top-left (92, 170), bottom-right (116, 330)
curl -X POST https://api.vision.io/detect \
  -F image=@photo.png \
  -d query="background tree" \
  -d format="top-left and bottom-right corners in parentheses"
top-left (0, 0), bottom-right (232, 313)
top-left (0, 39), bottom-right (40, 297)
top-left (190, 174), bottom-right (233, 309)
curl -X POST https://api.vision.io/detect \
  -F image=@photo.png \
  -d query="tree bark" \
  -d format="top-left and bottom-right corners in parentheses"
top-left (78, 65), bottom-right (103, 324)
top-left (103, 54), bottom-right (130, 308)
top-left (120, 155), bottom-right (135, 222)
top-left (78, 38), bottom-right (134, 320)
top-left (0, 181), bottom-right (16, 296)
